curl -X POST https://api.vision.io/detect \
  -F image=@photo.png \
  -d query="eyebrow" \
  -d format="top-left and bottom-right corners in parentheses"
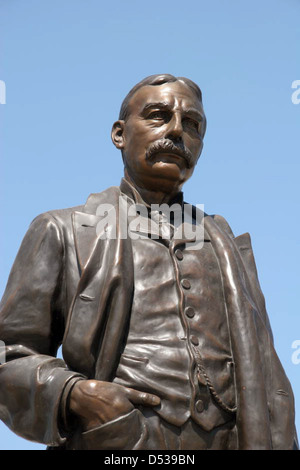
top-left (183, 108), bottom-right (205, 122)
top-left (141, 102), bottom-right (205, 121)
top-left (142, 102), bottom-right (171, 113)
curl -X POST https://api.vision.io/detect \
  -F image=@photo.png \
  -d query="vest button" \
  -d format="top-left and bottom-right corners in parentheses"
top-left (175, 249), bottom-right (183, 260)
top-left (181, 279), bottom-right (191, 289)
top-left (185, 307), bottom-right (195, 318)
top-left (195, 399), bottom-right (204, 413)
top-left (190, 335), bottom-right (199, 346)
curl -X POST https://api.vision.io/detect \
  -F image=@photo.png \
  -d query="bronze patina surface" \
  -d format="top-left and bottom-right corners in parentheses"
top-left (0, 75), bottom-right (297, 450)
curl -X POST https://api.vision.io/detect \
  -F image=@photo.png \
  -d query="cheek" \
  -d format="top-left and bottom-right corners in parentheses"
top-left (196, 140), bottom-right (204, 154)
top-left (185, 136), bottom-right (202, 153)
top-left (129, 124), bottom-right (165, 147)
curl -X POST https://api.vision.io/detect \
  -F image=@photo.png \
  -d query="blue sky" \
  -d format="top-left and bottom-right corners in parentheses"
top-left (0, 0), bottom-right (299, 450)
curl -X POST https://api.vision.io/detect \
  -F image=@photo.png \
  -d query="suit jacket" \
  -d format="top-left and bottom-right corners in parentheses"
top-left (0, 185), bottom-right (297, 449)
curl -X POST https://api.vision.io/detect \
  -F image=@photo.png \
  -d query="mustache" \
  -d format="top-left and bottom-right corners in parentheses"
top-left (145, 139), bottom-right (193, 169)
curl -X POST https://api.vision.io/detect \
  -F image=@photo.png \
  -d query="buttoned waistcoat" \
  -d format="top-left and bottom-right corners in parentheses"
top-left (112, 180), bottom-right (236, 432)
top-left (0, 185), bottom-right (297, 449)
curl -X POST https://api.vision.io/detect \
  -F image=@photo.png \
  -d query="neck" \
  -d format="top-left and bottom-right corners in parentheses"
top-left (124, 171), bottom-right (182, 206)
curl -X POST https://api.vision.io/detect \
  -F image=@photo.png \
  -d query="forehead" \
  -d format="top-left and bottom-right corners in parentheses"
top-left (127, 81), bottom-right (203, 115)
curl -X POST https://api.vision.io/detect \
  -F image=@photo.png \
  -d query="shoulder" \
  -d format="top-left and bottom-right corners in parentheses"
top-left (30, 186), bottom-right (121, 228)
top-left (28, 205), bottom-right (84, 239)
top-left (205, 213), bottom-right (235, 238)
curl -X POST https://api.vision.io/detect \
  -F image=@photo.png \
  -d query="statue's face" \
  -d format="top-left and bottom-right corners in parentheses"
top-left (112, 80), bottom-right (206, 192)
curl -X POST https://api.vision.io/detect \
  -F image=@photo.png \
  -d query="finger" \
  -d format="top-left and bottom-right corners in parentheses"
top-left (125, 388), bottom-right (161, 407)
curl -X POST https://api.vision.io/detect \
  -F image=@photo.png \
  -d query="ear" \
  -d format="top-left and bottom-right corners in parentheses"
top-left (111, 120), bottom-right (125, 149)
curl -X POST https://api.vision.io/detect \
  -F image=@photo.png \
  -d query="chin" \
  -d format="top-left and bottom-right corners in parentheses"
top-left (152, 161), bottom-right (187, 179)
top-left (148, 166), bottom-right (188, 192)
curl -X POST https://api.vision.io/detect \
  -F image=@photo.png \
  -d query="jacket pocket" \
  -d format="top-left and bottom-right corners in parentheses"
top-left (65, 409), bottom-right (146, 450)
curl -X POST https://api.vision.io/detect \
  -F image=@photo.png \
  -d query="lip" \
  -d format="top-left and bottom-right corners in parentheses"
top-left (151, 151), bottom-right (187, 166)
top-left (149, 150), bottom-right (190, 168)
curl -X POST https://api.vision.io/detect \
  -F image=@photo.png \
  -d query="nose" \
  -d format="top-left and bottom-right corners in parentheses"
top-left (166, 113), bottom-right (183, 141)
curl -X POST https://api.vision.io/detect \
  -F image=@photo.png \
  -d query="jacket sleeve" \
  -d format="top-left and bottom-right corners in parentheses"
top-left (213, 214), bottom-right (298, 449)
top-left (0, 213), bottom-right (84, 446)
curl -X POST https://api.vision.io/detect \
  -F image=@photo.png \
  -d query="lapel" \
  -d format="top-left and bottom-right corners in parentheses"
top-left (72, 188), bottom-right (121, 272)
top-left (63, 187), bottom-right (134, 379)
top-left (72, 211), bottom-right (102, 272)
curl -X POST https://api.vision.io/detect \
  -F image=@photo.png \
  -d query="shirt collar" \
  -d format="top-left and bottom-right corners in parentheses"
top-left (119, 178), bottom-right (208, 246)
top-left (119, 177), bottom-right (184, 210)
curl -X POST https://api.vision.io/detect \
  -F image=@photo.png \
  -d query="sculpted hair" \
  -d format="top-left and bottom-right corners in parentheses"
top-left (119, 74), bottom-right (204, 121)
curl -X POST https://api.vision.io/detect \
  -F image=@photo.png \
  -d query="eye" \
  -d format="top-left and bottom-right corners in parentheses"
top-left (183, 118), bottom-right (199, 131)
top-left (148, 110), bottom-right (170, 121)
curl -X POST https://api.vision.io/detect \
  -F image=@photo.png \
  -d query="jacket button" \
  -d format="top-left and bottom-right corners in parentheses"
top-left (181, 279), bottom-right (191, 289)
top-left (185, 307), bottom-right (195, 318)
top-left (195, 399), bottom-right (204, 413)
top-left (190, 335), bottom-right (199, 346)
top-left (175, 249), bottom-right (183, 260)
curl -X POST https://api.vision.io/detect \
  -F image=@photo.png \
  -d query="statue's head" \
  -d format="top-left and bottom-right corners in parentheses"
top-left (111, 74), bottom-right (206, 193)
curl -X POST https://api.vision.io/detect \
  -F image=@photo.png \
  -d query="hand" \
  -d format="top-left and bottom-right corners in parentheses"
top-left (68, 379), bottom-right (160, 432)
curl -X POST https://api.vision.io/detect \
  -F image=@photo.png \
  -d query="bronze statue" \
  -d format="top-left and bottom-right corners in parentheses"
top-left (0, 74), bottom-right (298, 450)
